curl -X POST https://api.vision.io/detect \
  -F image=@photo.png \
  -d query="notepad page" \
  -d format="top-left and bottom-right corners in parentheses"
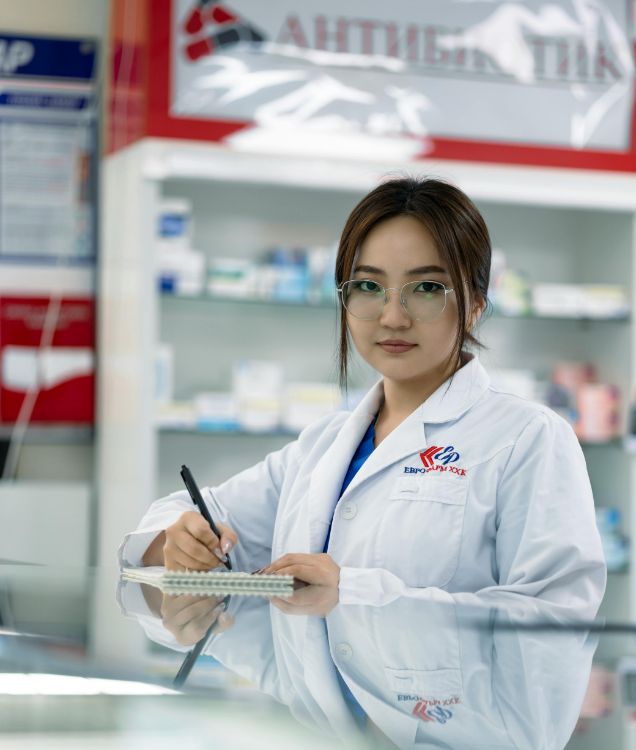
top-left (121, 566), bottom-right (165, 585)
top-left (121, 567), bottom-right (294, 596)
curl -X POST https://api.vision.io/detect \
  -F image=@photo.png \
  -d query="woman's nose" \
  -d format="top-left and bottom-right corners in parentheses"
top-left (379, 288), bottom-right (411, 327)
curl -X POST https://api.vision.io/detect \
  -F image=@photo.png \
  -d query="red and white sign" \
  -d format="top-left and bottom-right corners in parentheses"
top-left (172, 0), bottom-right (634, 152)
top-left (0, 296), bottom-right (95, 424)
top-left (109, 0), bottom-right (636, 171)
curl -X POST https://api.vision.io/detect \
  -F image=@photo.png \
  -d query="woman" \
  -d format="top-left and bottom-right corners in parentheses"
top-left (120, 177), bottom-right (606, 617)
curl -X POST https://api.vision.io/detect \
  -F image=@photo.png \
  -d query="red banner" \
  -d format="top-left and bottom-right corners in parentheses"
top-left (0, 296), bottom-right (95, 424)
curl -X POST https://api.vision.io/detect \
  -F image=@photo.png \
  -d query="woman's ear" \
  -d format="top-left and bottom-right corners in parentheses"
top-left (468, 296), bottom-right (487, 331)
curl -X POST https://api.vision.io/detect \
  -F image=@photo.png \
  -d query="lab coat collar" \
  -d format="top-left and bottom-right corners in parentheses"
top-left (349, 352), bottom-right (490, 427)
top-left (417, 352), bottom-right (490, 425)
top-left (306, 391), bottom-right (378, 551)
top-left (340, 354), bottom-right (490, 501)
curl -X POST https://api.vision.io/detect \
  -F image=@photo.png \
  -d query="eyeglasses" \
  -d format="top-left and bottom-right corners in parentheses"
top-left (338, 279), bottom-right (454, 321)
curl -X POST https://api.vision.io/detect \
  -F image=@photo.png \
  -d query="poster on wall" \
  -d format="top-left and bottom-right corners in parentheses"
top-left (0, 35), bottom-right (97, 262)
top-left (170, 0), bottom-right (635, 153)
top-left (0, 296), bottom-right (95, 424)
top-left (0, 35), bottom-right (98, 427)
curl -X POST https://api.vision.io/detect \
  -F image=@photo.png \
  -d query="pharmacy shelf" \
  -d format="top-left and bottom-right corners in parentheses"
top-left (160, 291), bottom-right (335, 309)
top-left (157, 422), bottom-right (624, 449)
top-left (492, 311), bottom-right (630, 323)
top-left (158, 425), bottom-right (299, 438)
top-left (0, 425), bottom-right (94, 443)
top-left (161, 291), bottom-right (630, 323)
top-left (580, 438), bottom-right (626, 448)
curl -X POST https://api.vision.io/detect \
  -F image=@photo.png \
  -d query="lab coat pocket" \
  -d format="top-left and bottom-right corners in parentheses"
top-left (382, 473), bottom-right (468, 587)
top-left (385, 666), bottom-right (462, 701)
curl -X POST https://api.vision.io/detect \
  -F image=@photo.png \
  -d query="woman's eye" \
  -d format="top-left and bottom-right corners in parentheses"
top-left (355, 280), bottom-right (382, 293)
top-left (415, 281), bottom-right (443, 295)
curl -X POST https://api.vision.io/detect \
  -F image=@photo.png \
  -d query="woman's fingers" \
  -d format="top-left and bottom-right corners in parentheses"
top-left (162, 595), bottom-right (219, 625)
top-left (164, 538), bottom-right (218, 570)
top-left (161, 595), bottom-right (227, 646)
top-left (264, 553), bottom-right (311, 573)
top-left (217, 523), bottom-right (238, 557)
top-left (165, 513), bottom-right (217, 569)
top-left (270, 585), bottom-right (339, 615)
top-left (268, 563), bottom-right (319, 582)
top-left (164, 512), bottom-right (240, 570)
top-left (148, 511), bottom-right (239, 569)
top-left (262, 553), bottom-right (340, 586)
top-left (182, 511), bottom-right (219, 548)
top-left (175, 529), bottom-right (220, 566)
top-left (214, 612), bottom-right (235, 633)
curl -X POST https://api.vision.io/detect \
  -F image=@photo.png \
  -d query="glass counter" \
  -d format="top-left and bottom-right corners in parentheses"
top-left (0, 562), bottom-right (632, 749)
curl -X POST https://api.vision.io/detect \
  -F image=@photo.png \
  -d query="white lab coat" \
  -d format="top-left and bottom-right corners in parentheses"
top-left (118, 583), bottom-right (598, 750)
top-left (120, 354), bottom-right (606, 618)
top-left (324, 595), bottom-right (597, 749)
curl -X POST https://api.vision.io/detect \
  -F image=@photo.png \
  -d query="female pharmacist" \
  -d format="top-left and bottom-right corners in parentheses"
top-left (120, 177), bottom-right (606, 618)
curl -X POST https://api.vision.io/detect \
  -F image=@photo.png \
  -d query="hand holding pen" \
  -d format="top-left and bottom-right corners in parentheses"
top-left (160, 465), bottom-right (237, 571)
top-left (180, 464), bottom-right (233, 570)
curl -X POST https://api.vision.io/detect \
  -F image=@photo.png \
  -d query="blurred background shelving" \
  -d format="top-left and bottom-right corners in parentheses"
top-left (99, 141), bottom-right (636, 634)
top-left (93, 143), bottom-right (636, 750)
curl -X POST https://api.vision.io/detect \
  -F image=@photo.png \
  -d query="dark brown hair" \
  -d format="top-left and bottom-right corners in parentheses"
top-left (335, 176), bottom-right (491, 389)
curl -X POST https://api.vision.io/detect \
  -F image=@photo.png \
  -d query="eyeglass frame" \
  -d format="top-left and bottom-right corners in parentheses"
top-left (337, 278), bottom-right (455, 321)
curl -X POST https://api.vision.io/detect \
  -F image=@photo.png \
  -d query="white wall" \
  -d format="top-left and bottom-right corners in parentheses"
top-left (1, 0), bottom-right (109, 37)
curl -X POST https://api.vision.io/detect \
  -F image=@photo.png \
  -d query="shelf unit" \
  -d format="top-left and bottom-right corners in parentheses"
top-left (0, 425), bottom-right (94, 443)
top-left (161, 289), bottom-right (631, 322)
top-left (156, 422), bottom-right (625, 447)
top-left (97, 139), bottom-right (636, 662)
top-left (158, 426), bottom-right (300, 438)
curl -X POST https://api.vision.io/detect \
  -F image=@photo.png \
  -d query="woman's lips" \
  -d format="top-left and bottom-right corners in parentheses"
top-left (378, 342), bottom-right (416, 353)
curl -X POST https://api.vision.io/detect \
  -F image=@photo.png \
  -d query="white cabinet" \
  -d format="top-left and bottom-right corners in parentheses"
top-left (0, 481), bottom-right (90, 566)
top-left (97, 138), bottom-right (636, 621)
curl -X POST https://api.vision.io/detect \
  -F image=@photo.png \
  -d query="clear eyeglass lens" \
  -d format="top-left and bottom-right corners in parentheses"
top-left (341, 279), bottom-right (448, 321)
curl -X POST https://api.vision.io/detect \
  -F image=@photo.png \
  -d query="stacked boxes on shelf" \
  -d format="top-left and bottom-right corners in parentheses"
top-left (207, 246), bottom-right (337, 305)
top-left (489, 248), bottom-right (628, 319)
top-left (490, 363), bottom-right (620, 443)
top-left (156, 199), bottom-right (205, 296)
top-left (596, 507), bottom-right (629, 573)
top-left (155, 357), bottom-right (340, 434)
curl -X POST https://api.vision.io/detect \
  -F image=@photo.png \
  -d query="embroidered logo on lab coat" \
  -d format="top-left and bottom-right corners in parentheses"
top-left (403, 446), bottom-right (467, 475)
top-left (420, 445), bottom-right (460, 467)
top-left (412, 700), bottom-right (457, 724)
top-left (398, 695), bottom-right (460, 724)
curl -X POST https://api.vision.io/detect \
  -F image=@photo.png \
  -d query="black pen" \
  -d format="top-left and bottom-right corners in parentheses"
top-left (180, 464), bottom-right (232, 570)
top-left (173, 595), bottom-right (230, 689)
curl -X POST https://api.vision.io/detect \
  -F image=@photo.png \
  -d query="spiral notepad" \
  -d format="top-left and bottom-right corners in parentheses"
top-left (122, 566), bottom-right (294, 596)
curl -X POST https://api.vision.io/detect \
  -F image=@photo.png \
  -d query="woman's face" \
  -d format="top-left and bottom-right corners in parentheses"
top-left (345, 215), bottom-right (462, 388)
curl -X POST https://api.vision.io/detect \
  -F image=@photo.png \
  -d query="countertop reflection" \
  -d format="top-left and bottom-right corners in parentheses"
top-left (0, 563), bottom-right (630, 749)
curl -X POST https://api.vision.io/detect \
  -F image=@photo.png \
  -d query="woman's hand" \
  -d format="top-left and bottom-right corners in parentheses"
top-left (270, 584), bottom-right (339, 616)
top-left (143, 511), bottom-right (238, 570)
top-left (261, 553), bottom-right (340, 587)
top-left (161, 593), bottom-right (233, 647)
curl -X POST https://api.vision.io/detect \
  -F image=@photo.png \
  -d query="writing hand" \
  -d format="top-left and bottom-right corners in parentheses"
top-left (144, 511), bottom-right (238, 570)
